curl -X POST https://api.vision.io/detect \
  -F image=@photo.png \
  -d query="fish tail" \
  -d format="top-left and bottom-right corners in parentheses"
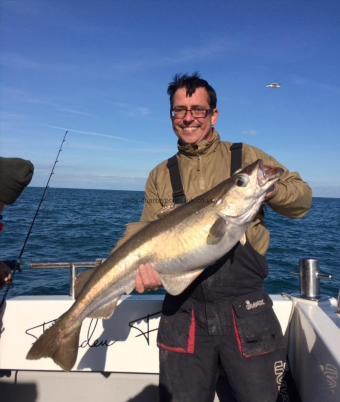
top-left (26, 316), bottom-right (82, 371)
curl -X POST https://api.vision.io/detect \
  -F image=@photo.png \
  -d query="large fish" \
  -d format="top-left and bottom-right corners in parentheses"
top-left (26, 159), bottom-right (283, 370)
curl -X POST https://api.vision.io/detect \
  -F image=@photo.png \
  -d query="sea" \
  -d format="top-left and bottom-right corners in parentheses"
top-left (0, 187), bottom-right (339, 299)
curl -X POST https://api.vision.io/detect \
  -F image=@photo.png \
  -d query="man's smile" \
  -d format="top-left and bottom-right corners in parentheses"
top-left (182, 126), bottom-right (200, 131)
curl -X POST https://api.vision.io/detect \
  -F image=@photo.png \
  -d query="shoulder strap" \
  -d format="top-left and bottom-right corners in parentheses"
top-left (167, 155), bottom-right (187, 204)
top-left (230, 142), bottom-right (243, 175)
top-left (168, 143), bottom-right (243, 204)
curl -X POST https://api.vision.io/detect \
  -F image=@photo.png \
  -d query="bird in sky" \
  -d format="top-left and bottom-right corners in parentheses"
top-left (265, 83), bottom-right (281, 88)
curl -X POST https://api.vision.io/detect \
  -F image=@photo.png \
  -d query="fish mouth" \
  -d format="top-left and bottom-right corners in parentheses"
top-left (257, 160), bottom-right (284, 189)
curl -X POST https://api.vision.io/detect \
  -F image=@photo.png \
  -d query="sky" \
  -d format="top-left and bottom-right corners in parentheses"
top-left (1, 0), bottom-right (339, 197)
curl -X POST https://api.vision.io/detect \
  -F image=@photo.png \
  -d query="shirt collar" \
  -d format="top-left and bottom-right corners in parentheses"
top-left (177, 129), bottom-right (220, 157)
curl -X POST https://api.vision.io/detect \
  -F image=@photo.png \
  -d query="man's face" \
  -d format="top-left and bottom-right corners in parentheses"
top-left (171, 87), bottom-right (219, 145)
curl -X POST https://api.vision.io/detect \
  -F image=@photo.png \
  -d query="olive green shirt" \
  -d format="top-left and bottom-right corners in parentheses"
top-left (141, 131), bottom-right (312, 255)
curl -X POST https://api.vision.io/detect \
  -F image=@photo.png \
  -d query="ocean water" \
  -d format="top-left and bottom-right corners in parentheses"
top-left (0, 187), bottom-right (339, 299)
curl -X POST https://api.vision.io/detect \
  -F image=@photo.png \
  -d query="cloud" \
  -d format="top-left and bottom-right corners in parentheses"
top-left (2, 86), bottom-right (54, 105)
top-left (0, 53), bottom-right (76, 73)
top-left (241, 130), bottom-right (257, 136)
top-left (1, 36), bottom-right (231, 80)
top-left (169, 40), bottom-right (232, 64)
top-left (46, 125), bottom-right (148, 144)
top-left (106, 38), bottom-right (233, 73)
top-left (1, 86), bottom-right (94, 117)
top-left (0, 111), bottom-right (25, 120)
top-left (0, 54), bottom-right (41, 70)
top-left (134, 106), bottom-right (151, 116)
top-left (2, 86), bottom-right (151, 120)
top-left (290, 74), bottom-right (340, 93)
top-left (110, 102), bottom-right (151, 117)
top-left (57, 108), bottom-right (95, 117)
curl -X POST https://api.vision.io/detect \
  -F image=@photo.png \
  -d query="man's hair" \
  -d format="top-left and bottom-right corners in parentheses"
top-left (167, 73), bottom-right (217, 109)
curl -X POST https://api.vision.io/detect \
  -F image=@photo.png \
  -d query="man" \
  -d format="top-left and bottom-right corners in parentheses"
top-left (135, 74), bottom-right (312, 402)
top-left (0, 157), bottom-right (34, 288)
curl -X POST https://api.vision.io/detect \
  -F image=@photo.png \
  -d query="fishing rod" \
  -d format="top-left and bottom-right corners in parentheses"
top-left (0, 130), bottom-right (69, 308)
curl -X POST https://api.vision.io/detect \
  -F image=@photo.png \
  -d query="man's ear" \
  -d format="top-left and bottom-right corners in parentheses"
top-left (211, 108), bottom-right (219, 125)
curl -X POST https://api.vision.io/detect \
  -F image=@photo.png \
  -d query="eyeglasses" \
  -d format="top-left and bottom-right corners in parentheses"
top-left (171, 107), bottom-right (212, 119)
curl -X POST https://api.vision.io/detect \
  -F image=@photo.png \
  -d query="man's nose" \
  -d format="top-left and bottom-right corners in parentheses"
top-left (183, 110), bottom-right (194, 122)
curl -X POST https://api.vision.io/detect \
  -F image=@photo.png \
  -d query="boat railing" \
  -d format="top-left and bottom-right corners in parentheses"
top-left (30, 259), bottom-right (105, 299)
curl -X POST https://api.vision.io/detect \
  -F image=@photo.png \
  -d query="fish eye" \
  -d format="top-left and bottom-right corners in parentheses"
top-left (233, 174), bottom-right (249, 187)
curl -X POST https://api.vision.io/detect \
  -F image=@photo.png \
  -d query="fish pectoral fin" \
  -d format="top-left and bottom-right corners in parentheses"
top-left (160, 269), bottom-right (204, 296)
top-left (89, 297), bottom-right (120, 319)
top-left (207, 216), bottom-right (229, 245)
top-left (75, 270), bottom-right (94, 298)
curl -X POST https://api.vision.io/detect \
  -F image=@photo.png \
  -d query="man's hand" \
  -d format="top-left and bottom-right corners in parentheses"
top-left (264, 183), bottom-right (278, 202)
top-left (135, 263), bottom-right (162, 293)
top-left (0, 262), bottom-right (13, 289)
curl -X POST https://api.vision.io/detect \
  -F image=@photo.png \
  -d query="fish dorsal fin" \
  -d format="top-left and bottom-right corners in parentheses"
top-left (160, 269), bottom-right (204, 296)
top-left (75, 270), bottom-right (94, 298)
top-left (88, 297), bottom-right (120, 319)
top-left (113, 221), bottom-right (150, 251)
top-left (207, 216), bottom-right (229, 245)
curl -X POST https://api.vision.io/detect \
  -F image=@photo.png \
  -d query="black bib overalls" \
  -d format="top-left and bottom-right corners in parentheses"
top-left (157, 146), bottom-right (288, 402)
top-left (157, 242), bottom-right (286, 402)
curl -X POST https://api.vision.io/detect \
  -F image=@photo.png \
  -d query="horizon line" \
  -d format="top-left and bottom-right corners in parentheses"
top-left (26, 186), bottom-right (340, 199)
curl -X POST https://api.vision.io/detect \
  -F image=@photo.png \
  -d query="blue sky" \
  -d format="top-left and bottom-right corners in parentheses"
top-left (1, 0), bottom-right (339, 197)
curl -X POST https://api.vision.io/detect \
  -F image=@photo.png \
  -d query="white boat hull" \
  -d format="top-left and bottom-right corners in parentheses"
top-left (0, 294), bottom-right (339, 401)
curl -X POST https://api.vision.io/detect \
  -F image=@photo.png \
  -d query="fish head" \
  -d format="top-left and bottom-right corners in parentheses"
top-left (217, 159), bottom-right (284, 222)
